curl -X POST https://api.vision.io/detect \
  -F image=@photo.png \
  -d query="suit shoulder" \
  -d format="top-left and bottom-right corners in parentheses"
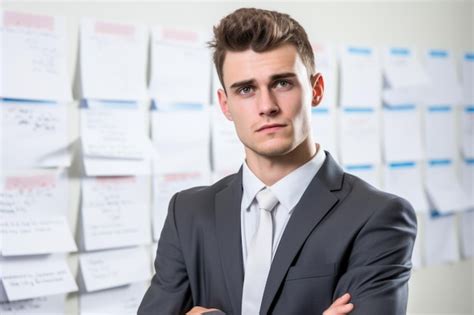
top-left (343, 172), bottom-right (415, 216)
top-left (173, 172), bottom-right (237, 211)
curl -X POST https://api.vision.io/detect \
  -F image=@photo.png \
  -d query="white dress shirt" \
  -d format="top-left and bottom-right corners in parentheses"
top-left (240, 145), bottom-right (326, 270)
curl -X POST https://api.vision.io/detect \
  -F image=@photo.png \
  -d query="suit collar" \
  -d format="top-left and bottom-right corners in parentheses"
top-left (215, 168), bottom-right (244, 315)
top-left (260, 151), bottom-right (344, 314)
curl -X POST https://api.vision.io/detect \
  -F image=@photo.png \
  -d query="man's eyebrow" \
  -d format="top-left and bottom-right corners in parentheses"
top-left (228, 72), bottom-right (297, 90)
top-left (229, 79), bottom-right (256, 90)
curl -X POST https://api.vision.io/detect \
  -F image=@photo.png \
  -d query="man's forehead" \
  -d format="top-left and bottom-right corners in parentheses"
top-left (222, 44), bottom-right (304, 86)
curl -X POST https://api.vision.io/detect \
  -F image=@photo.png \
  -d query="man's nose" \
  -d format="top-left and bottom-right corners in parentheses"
top-left (257, 89), bottom-right (280, 116)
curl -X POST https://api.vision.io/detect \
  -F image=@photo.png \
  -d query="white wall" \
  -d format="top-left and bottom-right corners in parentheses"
top-left (2, 1), bottom-right (473, 314)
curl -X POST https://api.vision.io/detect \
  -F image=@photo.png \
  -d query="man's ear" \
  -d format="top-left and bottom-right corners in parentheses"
top-left (217, 88), bottom-right (233, 121)
top-left (310, 73), bottom-right (324, 107)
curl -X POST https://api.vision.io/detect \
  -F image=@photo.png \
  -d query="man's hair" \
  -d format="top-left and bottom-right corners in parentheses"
top-left (208, 8), bottom-right (315, 91)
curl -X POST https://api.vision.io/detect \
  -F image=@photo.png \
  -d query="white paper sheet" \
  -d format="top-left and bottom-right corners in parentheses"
top-left (153, 172), bottom-right (210, 241)
top-left (382, 105), bottom-right (423, 162)
top-left (79, 246), bottom-right (151, 292)
top-left (340, 46), bottom-right (382, 108)
top-left (210, 105), bottom-right (244, 173)
top-left (81, 100), bottom-right (148, 160)
top-left (0, 11), bottom-right (71, 101)
top-left (383, 162), bottom-right (429, 213)
top-left (382, 47), bottom-right (430, 105)
top-left (83, 154), bottom-right (152, 176)
top-left (461, 106), bottom-right (474, 158)
top-left (0, 215), bottom-right (77, 256)
top-left (151, 104), bottom-right (210, 174)
top-left (423, 49), bottom-right (462, 105)
top-left (461, 52), bottom-right (474, 105)
top-left (79, 18), bottom-right (148, 101)
top-left (425, 160), bottom-right (471, 213)
top-left (344, 164), bottom-right (381, 189)
top-left (1, 100), bottom-right (71, 169)
top-left (382, 47), bottom-right (430, 90)
top-left (423, 213), bottom-right (460, 266)
top-left (0, 170), bottom-right (69, 217)
top-left (423, 105), bottom-right (456, 160)
top-left (0, 294), bottom-right (65, 315)
top-left (311, 108), bottom-right (338, 162)
top-left (149, 27), bottom-right (211, 105)
top-left (459, 210), bottom-right (474, 259)
top-left (0, 255), bottom-right (77, 301)
top-left (312, 43), bottom-right (337, 109)
top-left (81, 176), bottom-right (151, 251)
top-left (339, 108), bottom-right (381, 165)
top-left (80, 282), bottom-right (148, 315)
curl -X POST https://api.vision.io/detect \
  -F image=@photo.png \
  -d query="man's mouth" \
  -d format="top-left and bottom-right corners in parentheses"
top-left (256, 123), bottom-right (286, 132)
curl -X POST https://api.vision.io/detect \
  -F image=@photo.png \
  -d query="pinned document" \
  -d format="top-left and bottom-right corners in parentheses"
top-left (423, 105), bottom-right (456, 160)
top-left (339, 108), bottom-right (381, 165)
top-left (151, 102), bottom-right (210, 174)
top-left (0, 255), bottom-right (77, 301)
top-left (382, 104), bottom-right (423, 162)
top-left (340, 46), bottom-right (382, 108)
top-left (80, 282), bottom-right (148, 315)
top-left (423, 49), bottom-right (462, 105)
top-left (80, 100), bottom-right (151, 176)
top-left (382, 47), bottom-right (430, 105)
top-left (0, 11), bottom-right (72, 101)
top-left (425, 160), bottom-right (471, 213)
top-left (383, 162), bottom-right (429, 213)
top-left (78, 246), bottom-right (151, 292)
top-left (0, 295), bottom-right (66, 315)
top-left (1, 99), bottom-right (72, 169)
top-left (461, 106), bottom-right (474, 158)
top-left (80, 176), bottom-right (151, 251)
top-left (79, 18), bottom-right (148, 101)
top-left (149, 27), bottom-right (211, 105)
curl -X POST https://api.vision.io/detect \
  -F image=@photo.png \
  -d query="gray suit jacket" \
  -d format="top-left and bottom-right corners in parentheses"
top-left (138, 152), bottom-right (417, 315)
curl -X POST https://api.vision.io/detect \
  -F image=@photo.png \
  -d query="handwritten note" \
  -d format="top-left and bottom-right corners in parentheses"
top-left (1, 100), bottom-right (71, 169)
top-left (81, 176), bottom-right (151, 250)
top-left (79, 246), bottom-right (151, 292)
top-left (79, 18), bottom-right (148, 101)
top-left (149, 27), bottom-right (211, 105)
top-left (0, 215), bottom-right (77, 256)
top-left (0, 255), bottom-right (77, 301)
top-left (0, 11), bottom-right (72, 101)
top-left (0, 295), bottom-right (65, 315)
top-left (80, 282), bottom-right (147, 315)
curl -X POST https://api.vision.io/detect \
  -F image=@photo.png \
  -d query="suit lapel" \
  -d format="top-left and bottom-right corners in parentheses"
top-left (260, 153), bottom-right (344, 314)
top-left (215, 170), bottom-right (244, 315)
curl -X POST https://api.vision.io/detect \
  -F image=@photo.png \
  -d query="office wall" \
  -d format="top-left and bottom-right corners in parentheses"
top-left (2, 1), bottom-right (473, 314)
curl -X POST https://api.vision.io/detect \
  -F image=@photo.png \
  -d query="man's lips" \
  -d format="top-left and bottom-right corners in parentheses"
top-left (256, 124), bottom-right (286, 132)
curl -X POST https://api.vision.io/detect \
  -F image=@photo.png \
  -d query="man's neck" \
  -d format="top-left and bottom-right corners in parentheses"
top-left (245, 140), bottom-right (318, 186)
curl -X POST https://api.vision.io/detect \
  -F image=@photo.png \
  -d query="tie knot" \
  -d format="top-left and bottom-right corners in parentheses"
top-left (255, 188), bottom-right (279, 212)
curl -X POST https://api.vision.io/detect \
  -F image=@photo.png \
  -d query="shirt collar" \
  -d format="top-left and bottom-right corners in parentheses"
top-left (242, 145), bottom-right (326, 212)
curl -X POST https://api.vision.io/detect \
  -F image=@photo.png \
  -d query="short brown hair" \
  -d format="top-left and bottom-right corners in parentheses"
top-left (208, 8), bottom-right (315, 90)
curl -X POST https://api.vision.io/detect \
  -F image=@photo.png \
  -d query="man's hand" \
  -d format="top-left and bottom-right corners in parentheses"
top-left (186, 306), bottom-right (224, 314)
top-left (186, 293), bottom-right (353, 315)
top-left (323, 293), bottom-right (354, 315)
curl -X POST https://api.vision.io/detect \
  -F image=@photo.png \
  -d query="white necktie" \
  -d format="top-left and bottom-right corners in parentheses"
top-left (241, 188), bottom-right (279, 315)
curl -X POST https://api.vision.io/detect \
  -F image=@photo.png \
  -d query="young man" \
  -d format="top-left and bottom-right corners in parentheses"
top-left (139, 8), bottom-right (417, 315)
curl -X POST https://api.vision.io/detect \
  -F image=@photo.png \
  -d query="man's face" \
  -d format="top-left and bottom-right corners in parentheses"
top-left (217, 44), bottom-right (323, 159)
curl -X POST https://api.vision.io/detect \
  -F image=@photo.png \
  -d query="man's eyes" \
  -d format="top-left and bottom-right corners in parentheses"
top-left (235, 80), bottom-right (293, 95)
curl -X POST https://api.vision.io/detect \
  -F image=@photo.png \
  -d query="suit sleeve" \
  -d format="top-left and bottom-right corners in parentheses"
top-left (138, 192), bottom-right (193, 315)
top-left (333, 196), bottom-right (417, 315)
